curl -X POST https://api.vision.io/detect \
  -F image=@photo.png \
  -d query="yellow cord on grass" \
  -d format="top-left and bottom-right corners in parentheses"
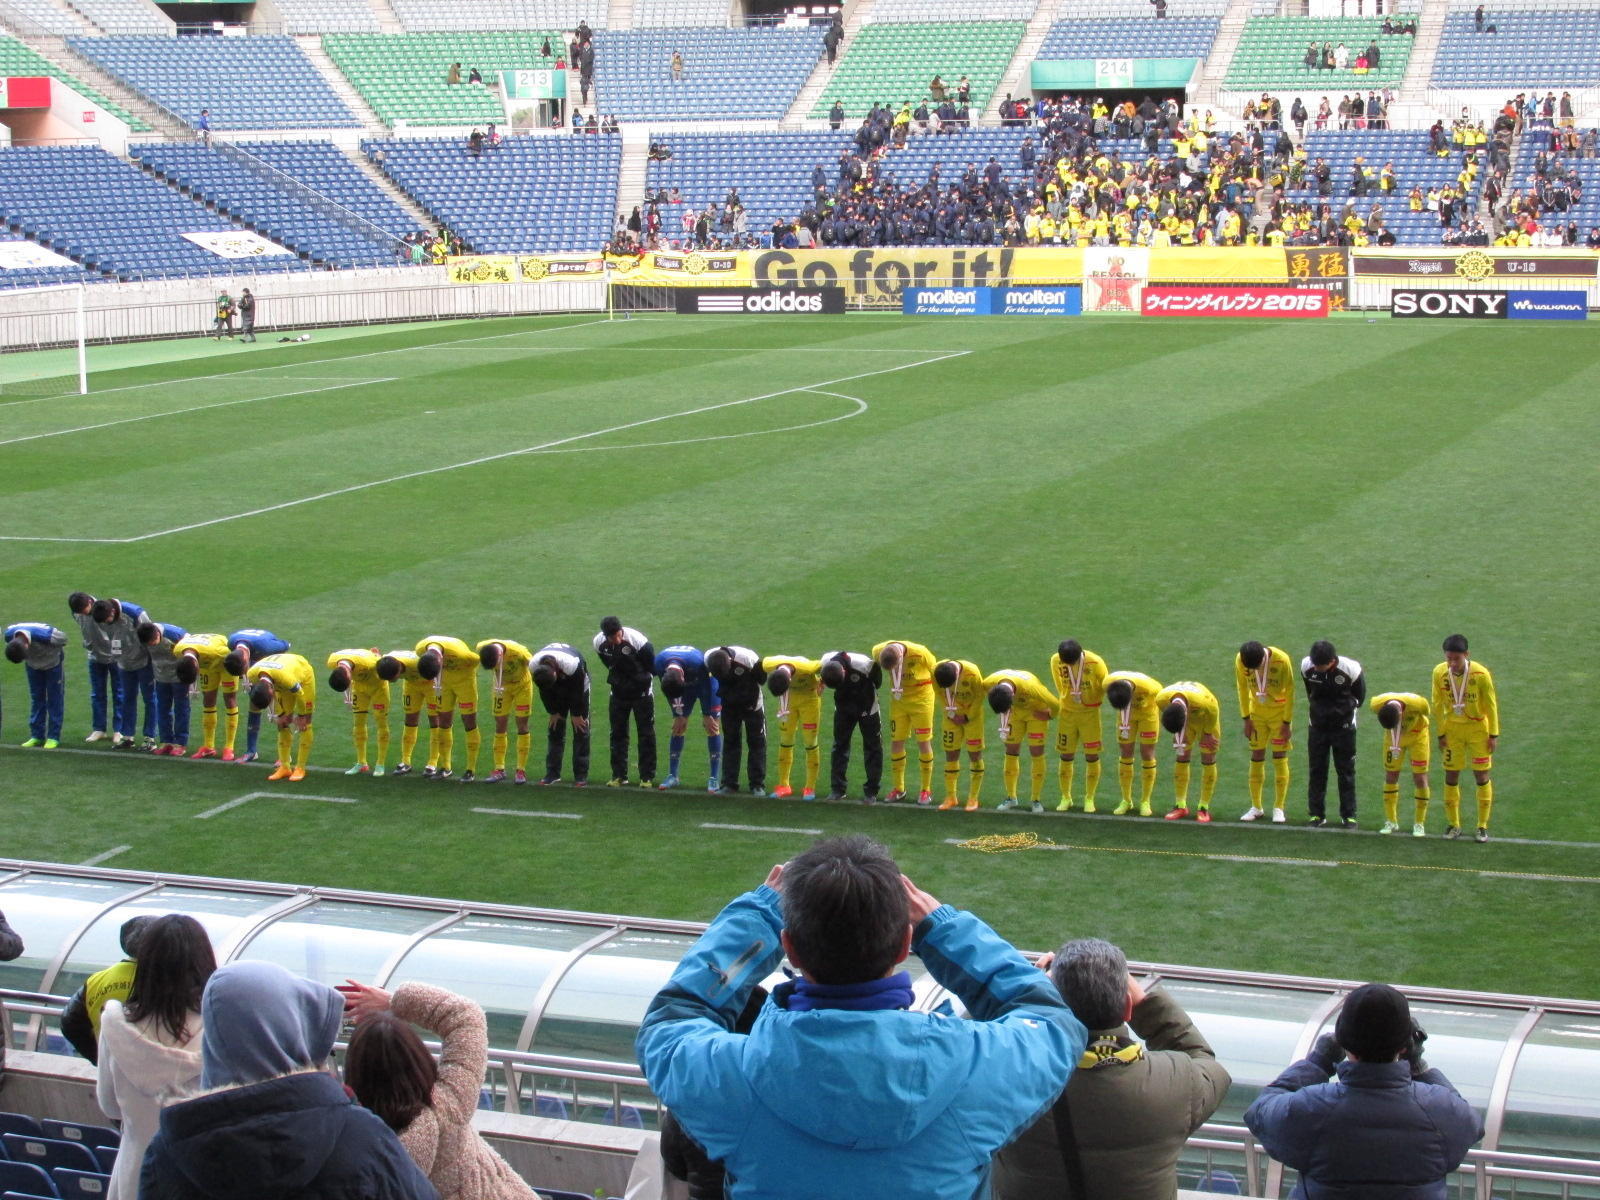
top-left (956, 832), bottom-right (1056, 853)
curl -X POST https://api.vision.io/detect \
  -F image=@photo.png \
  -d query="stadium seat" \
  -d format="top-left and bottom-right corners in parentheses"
top-left (323, 31), bottom-right (568, 127)
top-left (0, 1138), bottom-right (97, 1178)
top-left (87, 1152), bottom-right (112, 1180)
top-left (66, 0), bottom-right (171, 34)
top-left (36, 1126), bottom-right (115, 1154)
top-left (0, 35), bottom-right (147, 129)
top-left (270, 0), bottom-right (382, 34)
top-left (588, 28), bottom-right (826, 121)
top-left (0, 1116), bottom-right (43, 1141)
top-left (1283, 129), bottom-right (1486, 245)
top-left (811, 21), bottom-right (1025, 120)
top-left (533, 1094), bottom-right (570, 1120)
top-left (389, 0), bottom-right (604, 31)
top-left (1037, 17), bottom-right (1221, 60)
top-left (67, 36), bottom-right (359, 129)
top-left (0, 1160), bottom-right (57, 1198)
top-left (1431, 9), bottom-right (1600, 86)
top-left (47, 1172), bottom-right (108, 1200)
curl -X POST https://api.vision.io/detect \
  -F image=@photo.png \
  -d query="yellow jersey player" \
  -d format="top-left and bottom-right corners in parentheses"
top-left (933, 659), bottom-right (986, 811)
top-left (872, 639), bottom-right (938, 805)
top-left (326, 649), bottom-right (390, 777)
top-left (416, 635), bottom-right (482, 782)
top-left (374, 650), bottom-right (431, 776)
top-left (1049, 639), bottom-right (1107, 813)
top-left (762, 655), bottom-right (823, 800)
top-left (1155, 681), bottom-right (1222, 822)
top-left (1371, 692), bottom-right (1431, 837)
top-left (172, 632), bottom-right (235, 759)
top-left (478, 639), bottom-right (535, 784)
top-left (245, 652), bottom-right (315, 782)
top-left (982, 669), bottom-right (1059, 813)
top-left (1105, 670), bottom-right (1163, 816)
top-left (1235, 641), bottom-right (1295, 823)
top-left (1432, 634), bottom-right (1499, 842)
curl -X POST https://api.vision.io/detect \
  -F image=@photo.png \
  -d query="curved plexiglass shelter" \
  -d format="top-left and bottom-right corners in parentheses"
top-left (2, 858), bottom-right (1595, 1197)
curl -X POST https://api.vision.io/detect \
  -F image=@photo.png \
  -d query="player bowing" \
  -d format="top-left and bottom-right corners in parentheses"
top-left (1049, 639), bottom-right (1107, 813)
top-left (653, 644), bottom-right (722, 791)
top-left (762, 655), bottom-right (823, 800)
top-left (246, 652), bottom-right (315, 782)
top-left (1155, 680), bottom-right (1222, 822)
top-left (327, 649), bottom-right (391, 776)
top-left (416, 635), bottom-right (482, 781)
top-left (1235, 641), bottom-right (1295, 823)
top-left (478, 639), bottom-right (536, 783)
top-left (933, 659), bottom-right (986, 810)
top-left (374, 650), bottom-right (432, 776)
top-left (1371, 691), bottom-right (1431, 836)
top-left (1105, 669), bottom-right (1163, 816)
top-left (983, 669), bottom-right (1059, 814)
top-left (872, 639), bottom-right (938, 805)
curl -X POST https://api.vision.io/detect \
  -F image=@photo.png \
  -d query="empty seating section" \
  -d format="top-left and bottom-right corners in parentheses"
top-left (129, 143), bottom-right (398, 268)
top-left (389, 0), bottom-right (605, 31)
top-left (811, 22), bottom-right (1025, 120)
top-left (3, 0), bottom-right (84, 33)
top-left (1056, 0), bottom-right (1223, 14)
top-left (0, 233), bottom-right (90, 290)
top-left (68, 36), bottom-right (358, 129)
top-left (235, 141), bottom-right (419, 236)
top-left (591, 28), bottom-right (825, 121)
top-left (632, 0), bottom-right (731, 28)
top-left (1224, 19), bottom-right (1411, 89)
top-left (1432, 10), bottom-right (1600, 86)
top-left (368, 135), bottom-right (620, 252)
top-left (1037, 17), bottom-right (1220, 59)
top-left (0, 146), bottom-right (301, 281)
top-left (1286, 130), bottom-right (1478, 244)
top-left (0, 35), bottom-right (147, 130)
top-left (870, 0), bottom-right (1036, 22)
top-left (647, 130), bottom-right (851, 235)
top-left (65, 0), bottom-right (171, 35)
top-left (323, 32), bottom-right (562, 126)
top-left (269, 0), bottom-right (382, 34)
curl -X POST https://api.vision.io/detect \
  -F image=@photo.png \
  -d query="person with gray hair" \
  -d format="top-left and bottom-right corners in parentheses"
top-left (993, 938), bottom-right (1230, 1200)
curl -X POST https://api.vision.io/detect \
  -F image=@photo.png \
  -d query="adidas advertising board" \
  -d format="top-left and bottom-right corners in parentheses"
top-left (901, 286), bottom-right (1084, 316)
top-left (1506, 290), bottom-right (1588, 321)
top-left (1390, 290), bottom-right (1508, 319)
top-left (674, 288), bottom-right (846, 315)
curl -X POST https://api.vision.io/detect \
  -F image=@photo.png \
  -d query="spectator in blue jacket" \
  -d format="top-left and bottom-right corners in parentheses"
top-left (4, 622), bottom-right (67, 747)
top-left (1245, 982), bottom-right (1483, 1199)
top-left (636, 835), bottom-right (1086, 1200)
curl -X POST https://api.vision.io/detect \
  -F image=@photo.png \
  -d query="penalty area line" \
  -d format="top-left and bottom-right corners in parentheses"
top-left (80, 845), bottom-right (132, 866)
top-left (194, 791), bottom-right (358, 819)
top-left (46, 350), bottom-right (965, 544)
top-left (701, 822), bottom-right (824, 835)
top-left (471, 807), bottom-right (584, 820)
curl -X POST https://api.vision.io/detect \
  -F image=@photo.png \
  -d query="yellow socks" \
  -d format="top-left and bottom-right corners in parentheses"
top-left (224, 706), bottom-right (239, 752)
top-left (1414, 787), bottom-right (1430, 824)
top-left (804, 740), bottom-right (820, 793)
top-left (492, 732), bottom-right (508, 771)
top-left (967, 760), bottom-right (985, 805)
top-left (1084, 757), bottom-right (1101, 805)
top-left (1029, 754), bottom-right (1046, 802)
top-left (919, 750), bottom-right (934, 793)
top-left (375, 720), bottom-right (390, 767)
top-left (1003, 753), bottom-right (1020, 797)
top-left (354, 720), bottom-right (369, 767)
top-left (435, 725), bottom-right (454, 771)
top-left (777, 739), bottom-right (794, 790)
top-left (1140, 759), bottom-right (1156, 810)
top-left (1444, 782), bottom-right (1461, 826)
top-left (401, 724), bottom-right (418, 766)
top-left (1118, 755), bottom-right (1134, 803)
top-left (1476, 781), bottom-right (1493, 828)
top-left (295, 727), bottom-right (314, 770)
top-left (1248, 759), bottom-right (1265, 808)
top-left (202, 706), bottom-right (217, 749)
top-left (1383, 783), bottom-right (1400, 824)
top-left (891, 752), bottom-right (907, 792)
top-left (516, 733), bottom-right (531, 772)
top-left (276, 728), bottom-right (292, 765)
top-left (465, 728), bottom-right (481, 773)
top-left (1273, 755), bottom-right (1291, 810)
top-left (1200, 761), bottom-right (1217, 809)
top-left (1173, 760), bottom-right (1191, 808)
top-left (1059, 758), bottom-right (1075, 804)
top-left (943, 761), bottom-right (960, 804)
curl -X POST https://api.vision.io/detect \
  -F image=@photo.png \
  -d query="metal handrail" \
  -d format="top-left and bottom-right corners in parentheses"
top-left (210, 138), bottom-right (407, 251)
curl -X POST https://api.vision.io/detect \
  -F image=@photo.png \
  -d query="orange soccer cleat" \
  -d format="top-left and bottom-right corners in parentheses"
top-left (266, 765), bottom-right (292, 781)
top-left (938, 797), bottom-right (958, 811)
top-left (772, 784), bottom-right (793, 798)
top-left (288, 767), bottom-right (307, 782)
top-left (191, 746), bottom-right (217, 759)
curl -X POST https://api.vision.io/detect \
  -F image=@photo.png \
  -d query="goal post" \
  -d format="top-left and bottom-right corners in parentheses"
top-left (0, 281), bottom-right (90, 398)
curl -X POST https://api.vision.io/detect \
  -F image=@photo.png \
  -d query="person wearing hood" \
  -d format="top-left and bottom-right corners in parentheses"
top-left (96, 915), bottom-right (214, 1200)
top-left (140, 960), bottom-right (439, 1200)
top-left (636, 835), bottom-right (1086, 1200)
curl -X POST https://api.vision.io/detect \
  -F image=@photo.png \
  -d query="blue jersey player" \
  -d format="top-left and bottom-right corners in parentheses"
top-left (653, 644), bottom-right (723, 791)
top-left (223, 628), bottom-right (291, 762)
top-left (4, 622), bottom-right (68, 747)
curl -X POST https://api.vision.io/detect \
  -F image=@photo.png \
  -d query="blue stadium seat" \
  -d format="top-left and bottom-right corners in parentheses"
top-left (1432, 10), bottom-right (1600, 87)
top-left (0, 1115), bottom-right (44, 1141)
top-left (0, 1138), bottom-right (98, 1178)
top-left (48, 1172), bottom-right (109, 1200)
top-left (38, 1124), bottom-right (116, 1153)
top-left (589, 28), bottom-right (825, 121)
top-left (0, 1160), bottom-right (57, 1197)
top-left (1037, 17), bottom-right (1220, 59)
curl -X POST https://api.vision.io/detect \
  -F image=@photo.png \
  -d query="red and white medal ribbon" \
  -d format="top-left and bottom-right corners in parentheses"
top-left (891, 650), bottom-right (904, 701)
top-left (1255, 657), bottom-right (1270, 702)
top-left (1449, 661), bottom-right (1469, 715)
top-left (1064, 658), bottom-right (1083, 705)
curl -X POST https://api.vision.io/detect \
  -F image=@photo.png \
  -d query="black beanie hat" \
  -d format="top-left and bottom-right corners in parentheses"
top-left (1335, 983), bottom-right (1412, 1061)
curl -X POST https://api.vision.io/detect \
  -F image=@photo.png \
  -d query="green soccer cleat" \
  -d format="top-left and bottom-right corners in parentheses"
top-left (20, 738), bottom-right (40, 748)
top-left (345, 763), bottom-right (368, 776)
top-left (1056, 799), bottom-right (1075, 812)
top-left (43, 739), bottom-right (59, 749)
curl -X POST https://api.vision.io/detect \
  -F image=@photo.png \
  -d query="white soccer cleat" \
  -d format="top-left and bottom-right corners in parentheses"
top-left (1271, 808), bottom-right (1287, 823)
top-left (1239, 806), bottom-right (1263, 821)
top-left (85, 730), bottom-right (107, 743)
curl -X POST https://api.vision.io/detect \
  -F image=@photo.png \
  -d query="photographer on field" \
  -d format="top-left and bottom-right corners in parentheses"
top-left (1245, 983), bottom-right (1482, 1198)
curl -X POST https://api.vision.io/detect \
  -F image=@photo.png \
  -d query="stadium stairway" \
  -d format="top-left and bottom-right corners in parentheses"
top-left (10, 34), bottom-right (179, 134)
top-left (1, 0), bottom-right (95, 35)
top-left (296, 33), bottom-right (387, 131)
top-left (616, 123), bottom-right (650, 213)
top-left (607, 0), bottom-right (634, 30)
top-left (1189, 0), bottom-right (1254, 113)
top-left (338, 140), bottom-right (435, 230)
top-left (991, 0), bottom-right (1057, 121)
top-left (1394, 0), bottom-right (1447, 112)
top-left (784, 0), bottom-right (868, 124)
top-left (365, 0), bottom-right (405, 34)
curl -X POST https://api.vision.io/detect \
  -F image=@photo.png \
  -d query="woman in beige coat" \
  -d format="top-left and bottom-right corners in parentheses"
top-left (340, 979), bottom-right (539, 1200)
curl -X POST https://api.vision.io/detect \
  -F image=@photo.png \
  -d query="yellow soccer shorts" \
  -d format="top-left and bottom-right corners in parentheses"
top-left (1383, 732), bottom-right (1430, 774)
top-left (199, 662), bottom-right (237, 697)
top-left (1440, 719), bottom-right (1492, 772)
top-left (779, 695), bottom-right (822, 740)
top-left (890, 690), bottom-right (935, 742)
top-left (277, 693), bottom-right (313, 720)
top-left (402, 680), bottom-right (430, 717)
top-left (1176, 722), bottom-right (1222, 757)
top-left (491, 678), bottom-right (534, 721)
top-left (940, 709), bottom-right (985, 753)
top-left (351, 680), bottom-right (391, 717)
top-left (1002, 714), bottom-right (1051, 751)
top-left (1114, 711), bottom-right (1160, 747)
top-left (427, 668), bottom-right (479, 717)
top-left (1245, 704), bottom-right (1293, 753)
top-left (1055, 707), bottom-right (1103, 755)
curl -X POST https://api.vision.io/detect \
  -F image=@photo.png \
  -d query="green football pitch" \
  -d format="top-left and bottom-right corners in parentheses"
top-left (1, 310), bottom-right (1597, 1000)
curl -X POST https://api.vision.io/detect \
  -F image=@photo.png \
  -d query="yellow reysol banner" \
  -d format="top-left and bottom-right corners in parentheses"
top-left (445, 255), bottom-right (520, 285)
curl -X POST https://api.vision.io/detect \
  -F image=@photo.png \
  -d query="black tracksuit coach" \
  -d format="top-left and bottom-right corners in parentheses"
top-left (823, 651), bottom-right (884, 801)
top-left (1301, 646), bottom-right (1366, 822)
top-left (594, 620), bottom-right (657, 784)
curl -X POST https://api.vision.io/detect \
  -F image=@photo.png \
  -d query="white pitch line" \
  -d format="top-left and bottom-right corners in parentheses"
top-left (194, 791), bottom-right (358, 819)
top-left (517, 390), bottom-right (865, 457)
top-left (0, 378), bottom-right (395, 448)
top-left (64, 350), bottom-right (966, 544)
top-left (471, 807), bottom-right (584, 820)
top-left (0, 316), bottom-right (617, 408)
top-left (80, 844), bottom-right (132, 866)
top-left (701, 822), bottom-right (823, 835)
